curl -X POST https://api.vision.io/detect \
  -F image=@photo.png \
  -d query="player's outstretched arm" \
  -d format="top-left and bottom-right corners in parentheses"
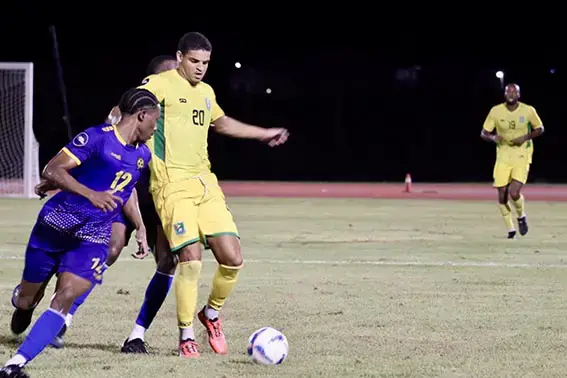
top-left (42, 151), bottom-right (123, 212)
top-left (213, 116), bottom-right (289, 147)
top-left (123, 188), bottom-right (150, 258)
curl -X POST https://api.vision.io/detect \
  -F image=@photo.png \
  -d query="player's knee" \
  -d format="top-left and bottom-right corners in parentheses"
top-left (13, 282), bottom-right (46, 310)
top-left (51, 285), bottom-right (80, 312)
top-left (177, 243), bottom-right (202, 263)
top-left (219, 242), bottom-right (244, 267)
top-left (226, 253), bottom-right (243, 267)
top-left (106, 240), bottom-right (125, 266)
top-left (210, 237), bottom-right (243, 267)
top-left (509, 188), bottom-right (521, 201)
top-left (157, 252), bottom-right (178, 275)
top-left (224, 243), bottom-right (243, 267)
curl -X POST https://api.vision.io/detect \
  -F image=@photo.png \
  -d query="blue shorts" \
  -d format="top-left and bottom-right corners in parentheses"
top-left (23, 223), bottom-right (108, 285)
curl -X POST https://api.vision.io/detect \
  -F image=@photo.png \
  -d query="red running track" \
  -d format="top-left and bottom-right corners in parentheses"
top-left (220, 181), bottom-right (567, 202)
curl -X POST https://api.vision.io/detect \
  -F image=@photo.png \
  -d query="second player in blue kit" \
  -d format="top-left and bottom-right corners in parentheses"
top-left (0, 88), bottom-right (160, 378)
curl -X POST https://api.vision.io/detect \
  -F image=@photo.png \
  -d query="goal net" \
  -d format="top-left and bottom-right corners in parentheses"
top-left (0, 62), bottom-right (40, 198)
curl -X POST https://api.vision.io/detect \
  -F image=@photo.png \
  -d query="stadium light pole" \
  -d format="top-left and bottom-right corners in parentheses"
top-left (496, 70), bottom-right (504, 89)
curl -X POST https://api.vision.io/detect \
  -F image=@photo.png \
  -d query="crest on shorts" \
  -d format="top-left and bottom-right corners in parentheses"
top-left (174, 222), bottom-right (186, 235)
top-left (205, 98), bottom-right (211, 110)
top-left (141, 77), bottom-right (150, 85)
top-left (519, 116), bottom-right (525, 123)
top-left (72, 132), bottom-right (89, 147)
top-left (137, 157), bottom-right (145, 169)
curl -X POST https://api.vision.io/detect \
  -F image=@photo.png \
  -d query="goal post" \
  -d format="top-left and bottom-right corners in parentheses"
top-left (0, 62), bottom-right (40, 198)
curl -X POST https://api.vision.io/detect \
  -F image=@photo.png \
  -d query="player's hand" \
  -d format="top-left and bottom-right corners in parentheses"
top-left (492, 135), bottom-right (504, 144)
top-left (35, 180), bottom-right (57, 200)
top-left (87, 190), bottom-right (124, 212)
top-left (510, 135), bottom-right (527, 146)
top-left (260, 128), bottom-right (289, 147)
top-left (132, 226), bottom-right (150, 259)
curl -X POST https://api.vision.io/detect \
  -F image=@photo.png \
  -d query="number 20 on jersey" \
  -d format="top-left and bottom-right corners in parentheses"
top-left (192, 109), bottom-right (205, 126)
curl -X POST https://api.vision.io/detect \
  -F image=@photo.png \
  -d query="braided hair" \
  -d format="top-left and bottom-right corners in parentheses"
top-left (118, 88), bottom-right (159, 115)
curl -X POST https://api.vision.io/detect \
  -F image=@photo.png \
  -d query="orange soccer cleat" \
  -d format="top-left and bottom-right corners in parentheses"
top-left (198, 307), bottom-right (228, 354)
top-left (179, 339), bottom-right (200, 358)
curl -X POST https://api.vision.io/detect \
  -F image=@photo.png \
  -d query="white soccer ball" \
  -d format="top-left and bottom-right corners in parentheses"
top-left (247, 327), bottom-right (288, 365)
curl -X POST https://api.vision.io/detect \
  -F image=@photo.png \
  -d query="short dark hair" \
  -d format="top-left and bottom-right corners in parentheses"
top-left (146, 55), bottom-right (176, 75)
top-left (177, 32), bottom-right (212, 54)
top-left (118, 88), bottom-right (159, 115)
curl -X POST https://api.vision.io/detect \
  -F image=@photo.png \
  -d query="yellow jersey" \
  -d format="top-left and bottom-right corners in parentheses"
top-left (482, 102), bottom-right (543, 164)
top-left (138, 69), bottom-right (224, 191)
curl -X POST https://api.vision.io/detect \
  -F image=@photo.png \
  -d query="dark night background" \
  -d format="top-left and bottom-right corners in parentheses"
top-left (1, 17), bottom-right (564, 184)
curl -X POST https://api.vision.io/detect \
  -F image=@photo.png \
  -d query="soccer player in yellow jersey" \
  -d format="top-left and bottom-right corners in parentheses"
top-left (481, 84), bottom-right (544, 239)
top-left (121, 32), bottom-right (289, 358)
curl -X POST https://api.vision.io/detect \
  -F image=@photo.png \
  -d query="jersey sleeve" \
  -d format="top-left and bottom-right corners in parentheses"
top-left (210, 88), bottom-right (225, 122)
top-left (482, 108), bottom-right (496, 132)
top-left (138, 74), bottom-right (166, 102)
top-left (61, 127), bottom-right (102, 165)
top-left (528, 106), bottom-right (543, 129)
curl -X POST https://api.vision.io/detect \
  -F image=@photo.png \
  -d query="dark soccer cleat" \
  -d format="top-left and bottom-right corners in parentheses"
top-left (507, 230), bottom-right (517, 239)
top-left (50, 324), bottom-right (67, 349)
top-left (518, 216), bottom-right (528, 236)
top-left (121, 338), bottom-right (148, 354)
top-left (10, 285), bottom-right (36, 336)
top-left (0, 365), bottom-right (29, 378)
top-left (10, 308), bottom-right (35, 336)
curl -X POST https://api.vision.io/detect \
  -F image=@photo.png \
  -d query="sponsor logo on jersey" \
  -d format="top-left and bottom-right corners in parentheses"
top-left (72, 132), bottom-right (89, 147)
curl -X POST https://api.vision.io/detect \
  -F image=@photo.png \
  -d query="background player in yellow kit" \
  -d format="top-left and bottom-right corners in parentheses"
top-left (480, 84), bottom-right (544, 238)
top-left (121, 32), bottom-right (289, 357)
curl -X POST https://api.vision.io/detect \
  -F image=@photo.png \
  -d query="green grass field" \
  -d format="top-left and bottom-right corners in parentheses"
top-left (1, 197), bottom-right (567, 377)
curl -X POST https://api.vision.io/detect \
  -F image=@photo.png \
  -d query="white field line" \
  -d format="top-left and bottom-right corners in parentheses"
top-left (0, 255), bottom-right (566, 269)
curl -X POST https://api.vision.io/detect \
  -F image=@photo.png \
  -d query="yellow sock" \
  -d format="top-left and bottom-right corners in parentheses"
top-left (498, 203), bottom-right (515, 231)
top-left (175, 261), bottom-right (202, 329)
top-left (511, 194), bottom-right (525, 218)
top-left (207, 264), bottom-right (242, 312)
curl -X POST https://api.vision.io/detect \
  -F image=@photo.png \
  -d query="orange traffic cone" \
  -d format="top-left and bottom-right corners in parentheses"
top-left (403, 173), bottom-right (412, 192)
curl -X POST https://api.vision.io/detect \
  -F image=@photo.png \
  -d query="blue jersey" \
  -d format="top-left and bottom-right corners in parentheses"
top-left (38, 124), bottom-right (152, 244)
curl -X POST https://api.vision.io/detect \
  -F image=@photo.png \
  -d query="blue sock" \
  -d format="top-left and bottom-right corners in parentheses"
top-left (17, 308), bottom-right (65, 363)
top-left (135, 271), bottom-right (173, 328)
top-left (68, 263), bottom-right (107, 316)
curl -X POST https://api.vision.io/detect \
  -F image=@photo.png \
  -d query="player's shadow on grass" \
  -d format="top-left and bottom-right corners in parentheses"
top-left (0, 335), bottom-right (117, 354)
top-left (62, 342), bottom-right (118, 353)
top-left (0, 334), bottom-right (20, 348)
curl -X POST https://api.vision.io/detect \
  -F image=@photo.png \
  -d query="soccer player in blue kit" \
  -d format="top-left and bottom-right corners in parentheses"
top-left (0, 88), bottom-right (160, 378)
top-left (29, 55), bottom-right (178, 349)
top-left (51, 55), bottom-right (178, 349)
